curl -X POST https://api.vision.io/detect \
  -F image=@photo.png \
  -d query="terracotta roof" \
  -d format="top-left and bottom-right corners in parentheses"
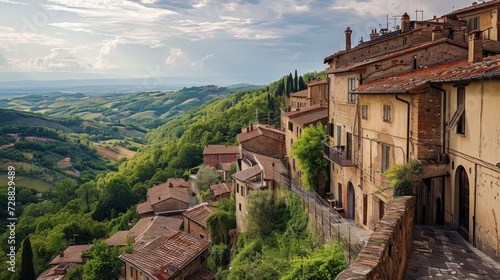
top-left (220, 162), bottom-right (233, 171)
top-left (232, 165), bottom-right (262, 182)
top-left (306, 78), bottom-right (328, 86)
top-left (210, 182), bottom-right (232, 197)
top-left (445, 0), bottom-right (500, 17)
top-left (289, 108), bottom-right (328, 128)
top-left (353, 55), bottom-right (500, 94)
top-left (290, 89), bottom-right (308, 98)
top-left (202, 144), bottom-right (239, 155)
top-left (107, 216), bottom-right (184, 247)
top-left (137, 201), bottom-right (153, 215)
top-left (119, 230), bottom-right (211, 280)
top-left (185, 268), bottom-right (216, 280)
top-left (148, 178), bottom-right (189, 205)
top-left (183, 203), bottom-right (217, 228)
top-left (237, 124), bottom-right (285, 143)
top-left (49, 245), bottom-right (92, 265)
top-left (250, 152), bottom-right (287, 180)
top-left (329, 39), bottom-right (467, 74)
top-left (105, 230), bottom-right (131, 246)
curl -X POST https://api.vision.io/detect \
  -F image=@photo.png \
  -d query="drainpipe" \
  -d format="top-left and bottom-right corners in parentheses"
top-left (429, 83), bottom-right (447, 154)
top-left (473, 163), bottom-right (477, 246)
top-left (395, 94), bottom-right (410, 163)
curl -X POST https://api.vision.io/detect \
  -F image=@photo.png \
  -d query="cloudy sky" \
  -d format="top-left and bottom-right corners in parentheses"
top-left (0, 0), bottom-right (473, 85)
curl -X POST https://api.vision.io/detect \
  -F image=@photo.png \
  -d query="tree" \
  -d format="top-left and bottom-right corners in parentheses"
top-left (83, 241), bottom-right (124, 280)
top-left (294, 69), bottom-right (298, 93)
top-left (383, 159), bottom-right (423, 197)
top-left (246, 191), bottom-right (287, 236)
top-left (291, 124), bottom-right (329, 190)
top-left (299, 76), bottom-right (307, 91)
top-left (17, 237), bottom-right (35, 280)
top-left (76, 182), bottom-right (99, 213)
top-left (196, 165), bottom-right (219, 200)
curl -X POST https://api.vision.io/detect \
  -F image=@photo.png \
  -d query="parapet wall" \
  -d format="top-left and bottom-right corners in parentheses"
top-left (336, 196), bottom-right (415, 280)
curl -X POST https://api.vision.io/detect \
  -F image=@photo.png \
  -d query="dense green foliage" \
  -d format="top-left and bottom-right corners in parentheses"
top-left (291, 124), bottom-right (329, 189)
top-left (224, 191), bottom-right (346, 279)
top-left (383, 159), bottom-right (423, 197)
top-left (206, 196), bottom-right (236, 245)
top-left (82, 241), bottom-right (130, 280)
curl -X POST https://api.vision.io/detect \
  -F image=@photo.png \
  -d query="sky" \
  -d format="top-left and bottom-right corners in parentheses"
top-left (0, 0), bottom-right (474, 85)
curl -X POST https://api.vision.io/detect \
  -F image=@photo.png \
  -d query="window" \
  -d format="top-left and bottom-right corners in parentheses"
top-left (328, 118), bottom-right (334, 137)
top-left (383, 105), bottom-right (391, 122)
top-left (348, 77), bottom-right (357, 103)
top-left (379, 199), bottom-right (385, 219)
top-left (290, 138), bottom-right (293, 145)
top-left (288, 121), bottom-right (293, 131)
top-left (239, 203), bottom-right (242, 211)
top-left (381, 144), bottom-right (390, 172)
top-left (447, 87), bottom-right (466, 134)
top-left (468, 16), bottom-right (479, 33)
top-left (337, 183), bottom-right (343, 207)
top-left (200, 233), bottom-right (205, 239)
top-left (241, 186), bottom-right (245, 197)
top-left (361, 105), bottom-right (368, 119)
top-left (336, 125), bottom-right (342, 146)
top-left (236, 184), bottom-right (239, 193)
top-left (292, 158), bottom-right (296, 171)
top-left (212, 155), bottom-right (216, 160)
top-left (363, 193), bottom-right (368, 226)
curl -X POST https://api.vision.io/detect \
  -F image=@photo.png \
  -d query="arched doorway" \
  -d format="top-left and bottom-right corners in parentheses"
top-left (457, 166), bottom-right (470, 238)
top-left (347, 182), bottom-right (355, 220)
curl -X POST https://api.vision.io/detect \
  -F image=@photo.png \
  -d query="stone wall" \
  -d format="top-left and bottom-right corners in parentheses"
top-left (336, 196), bottom-right (415, 280)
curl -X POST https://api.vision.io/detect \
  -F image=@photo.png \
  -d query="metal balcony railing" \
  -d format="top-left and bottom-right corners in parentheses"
top-left (322, 140), bottom-right (356, 167)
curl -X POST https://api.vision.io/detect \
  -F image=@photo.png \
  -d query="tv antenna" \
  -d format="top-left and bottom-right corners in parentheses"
top-left (391, 16), bottom-right (401, 30)
top-left (415, 9), bottom-right (424, 22)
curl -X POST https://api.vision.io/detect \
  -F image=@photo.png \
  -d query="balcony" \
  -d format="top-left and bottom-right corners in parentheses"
top-left (322, 140), bottom-right (356, 167)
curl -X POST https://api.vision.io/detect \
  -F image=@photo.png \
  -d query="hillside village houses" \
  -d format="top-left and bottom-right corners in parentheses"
top-left (136, 178), bottom-right (190, 218)
top-left (320, 2), bottom-right (500, 262)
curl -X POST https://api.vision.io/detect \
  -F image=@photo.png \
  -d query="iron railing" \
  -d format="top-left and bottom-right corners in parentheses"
top-left (322, 140), bottom-right (357, 167)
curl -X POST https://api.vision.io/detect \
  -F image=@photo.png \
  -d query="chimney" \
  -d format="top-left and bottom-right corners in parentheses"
top-left (401, 12), bottom-right (410, 33)
top-left (432, 25), bottom-right (443, 41)
top-left (225, 143), bottom-right (227, 147)
top-left (169, 181), bottom-right (173, 188)
top-left (205, 143), bottom-right (208, 147)
top-left (250, 124), bottom-right (253, 131)
top-left (287, 106), bottom-right (291, 112)
top-left (469, 30), bottom-right (483, 62)
top-left (131, 235), bottom-right (136, 244)
top-left (59, 252), bottom-right (64, 257)
top-left (246, 127), bottom-right (250, 132)
top-left (370, 29), bottom-right (379, 40)
top-left (345, 27), bottom-right (352, 50)
top-left (105, 232), bottom-right (110, 239)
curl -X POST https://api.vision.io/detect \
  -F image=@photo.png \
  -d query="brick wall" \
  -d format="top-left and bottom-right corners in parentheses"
top-left (411, 89), bottom-right (442, 159)
top-left (335, 196), bottom-right (415, 280)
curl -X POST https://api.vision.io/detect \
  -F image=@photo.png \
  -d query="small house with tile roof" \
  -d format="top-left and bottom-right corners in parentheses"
top-left (106, 216), bottom-right (183, 248)
top-left (37, 245), bottom-right (92, 280)
top-left (236, 124), bottom-right (286, 158)
top-left (209, 182), bottom-right (233, 201)
top-left (182, 203), bottom-right (217, 240)
top-left (136, 178), bottom-right (189, 218)
top-left (202, 144), bottom-right (239, 179)
top-left (232, 150), bottom-right (287, 232)
top-left (119, 229), bottom-right (214, 280)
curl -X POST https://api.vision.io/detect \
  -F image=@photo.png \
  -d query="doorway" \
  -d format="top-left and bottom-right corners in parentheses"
top-left (457, 166), bottom-right (470, 238)
top-left (347, 182), bottom-right (355, 220)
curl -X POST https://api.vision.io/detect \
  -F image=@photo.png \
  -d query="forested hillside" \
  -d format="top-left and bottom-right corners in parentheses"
top-left (0, 71), bottom-right (327, 279)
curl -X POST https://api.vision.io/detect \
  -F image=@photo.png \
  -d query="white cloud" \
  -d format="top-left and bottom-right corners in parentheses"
top-left (165, 48), bottom-right (184, 65)
top-left (0, 0), bottom-right (29, 5)
top-left (27, 47), bottom-right (88, 70)
top-left (191, 53), bottom-right (214, 67)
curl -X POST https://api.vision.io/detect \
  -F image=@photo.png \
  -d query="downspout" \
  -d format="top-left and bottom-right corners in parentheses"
top-left (429, 83), bottom-right (447, 154)
top-left (473, 163), bottom-right (478, 246)
top-left (395, 94), bottom-right (410, 163)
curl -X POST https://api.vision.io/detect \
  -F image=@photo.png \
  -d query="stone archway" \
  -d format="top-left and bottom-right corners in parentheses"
top-left (347, 182), bottom-right (355, 220)
top-left (456, 166), bottom-right (470, 238)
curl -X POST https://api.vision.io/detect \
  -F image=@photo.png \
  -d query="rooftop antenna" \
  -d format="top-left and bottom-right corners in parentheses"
top-left (415, 9), bottom-right (424, 22)
top-left (386, 14), bottom-right (389, 30)
top-left (391, 16), bottom-right (401, 30)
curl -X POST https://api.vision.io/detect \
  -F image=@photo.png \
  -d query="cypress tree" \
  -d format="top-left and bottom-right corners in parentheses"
top-left (18, 237), bottom-right (36, 280)
top-left (299, 76), bottom-right (307, 91)
top-left (294, 69), bottom-right (298, 92)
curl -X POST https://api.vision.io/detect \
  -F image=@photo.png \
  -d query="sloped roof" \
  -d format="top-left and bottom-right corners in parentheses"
top-left (106, 216), bottom-right (183, 247)
top-left (306, 78), bottom-right (328, 86)
top-left (202, 144), bottom-right (239, 155)
top-left (329, 39), bottom-right (467, 74)
top-left (183, 203), bottom-right (217, 228)
top-left (137, 201), bottom-right (153, 215)
top-left (148, 178), bottom-right (189, 205)
top-left (250, 152), bottom-right (287, 180)
top-left (49, 245), bottom-right (92, 265)
top-left (210, 182), bottom-right (232, 197)
top-left (445, 0), bottom-right (500, 17)
top-left (353, 55), bottom-right (500, 94)
top-left (232, 165), bottom-right (262, 182)
top-left (284, 104), bottom-right (328, 127)
top-left (290, 89), bottom-right (308, 98)
top-left (237, 124), bottom-right (285, 143)
top-left (119, 230), bottom-right (211, 280)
